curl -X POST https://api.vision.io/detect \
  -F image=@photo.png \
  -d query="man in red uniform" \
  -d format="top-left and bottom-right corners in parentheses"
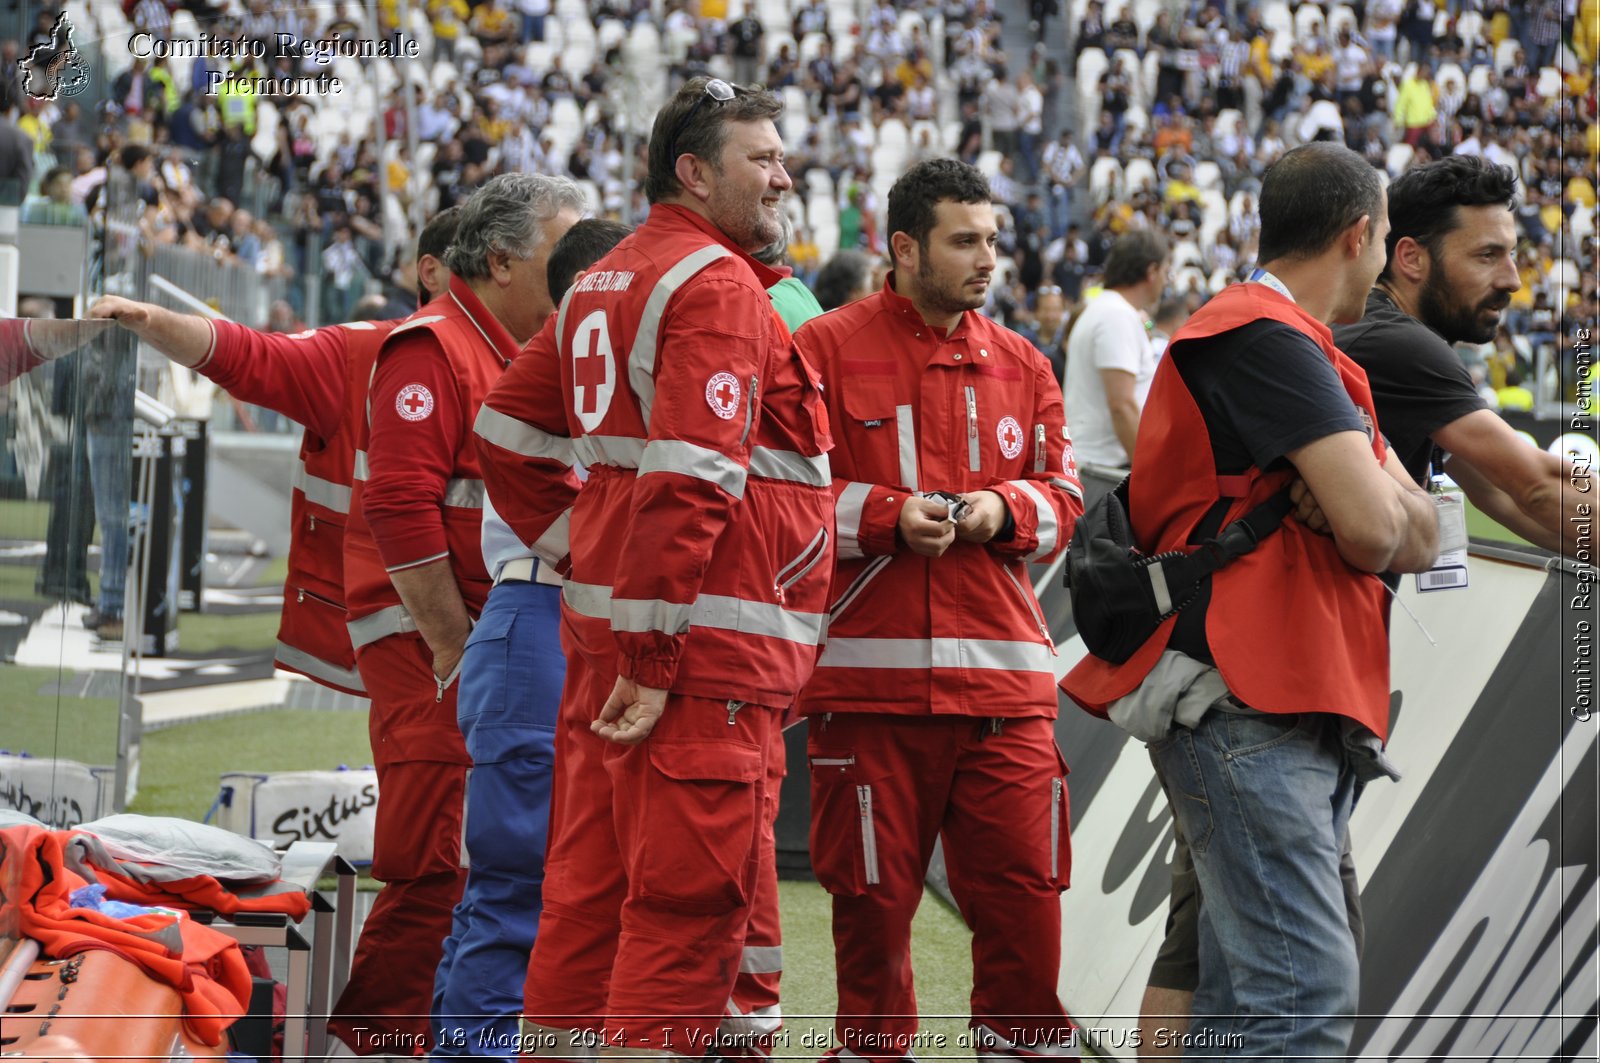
top-left (473, 76), bottom-right (832, 1055)
top-left (790, 157), bottom-right (1082, 1060)
top-left (1061, 143), bottom-right (1438, 1059)
top-left (333, 171), bottom-right (584, 1055)
top-left (88, 209), bottom-right (462, 698)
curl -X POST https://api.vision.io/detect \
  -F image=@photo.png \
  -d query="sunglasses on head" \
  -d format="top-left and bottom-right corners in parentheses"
top-left (666, 78), bottom-right (737, 165)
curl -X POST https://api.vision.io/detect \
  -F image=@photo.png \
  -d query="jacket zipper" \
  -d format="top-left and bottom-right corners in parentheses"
top-left (828, 555), bottom-right (891, 621)
top-left (727, 699), bottom-right (743, 726)
top-left (857, 784), bottom-right (880, 885)
top-left (1001, 564), bottom-right (1057, 654)
top-left (965, 385), bottom-right (980, 472)
top-left (295, 586), bottom-right (344, 609)
top-left (774, 527), bottom-right (830, 605)
top-left (809, 755), bottom-right (856, 769)
top-left (308, 514), bottom-right (317, 532)
top-left (1050, 777), bottom-right (1063, 880)
top-left (739, 374), bottom-right (758, 447)
top-left (1033, 423), bottom-right (1047, 474)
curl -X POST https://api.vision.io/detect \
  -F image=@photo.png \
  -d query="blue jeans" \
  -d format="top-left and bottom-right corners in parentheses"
top-left (86, 425), bottom-right (130, 618)
top-left (431, 578), bottom-right (564, 1060)
top-left (1150, 710), bottom-right (1359, 1060)
top-left (1049, 183), bottom-right (1072, 238)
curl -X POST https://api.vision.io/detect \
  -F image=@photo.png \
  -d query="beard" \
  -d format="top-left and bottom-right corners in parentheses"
top-left (1417, 263), bottom-right (1509, 344)
top-left (916, 256), bottom-right (988, 316)
top-left (709, 184), bottom-right (782, 252)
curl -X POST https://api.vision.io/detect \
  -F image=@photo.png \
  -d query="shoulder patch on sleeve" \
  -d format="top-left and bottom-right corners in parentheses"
top-left (390, 314), bottom-right (448, 337)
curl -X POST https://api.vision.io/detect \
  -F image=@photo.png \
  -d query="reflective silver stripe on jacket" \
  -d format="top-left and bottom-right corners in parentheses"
top-left (357, 447), bottom-right (483, 509)
top-left (895, 404), bottom-right (919, 490)
top-left (1050, 476), bottom-right (1085, 500)
top-left (738, 945), bottom-right (783, 974)
top-left (835, 481), bottom-right (872, 560)
top-left (628, 244), bottom-right (735, 427)
top-left (638, 438), bottom-right (747, 499)
top-left (443, 477), bottom-right (485, 509)
top-left (473, 404), bottom-right (575, 464)
top-left (748, 447), bottom-right (830, 487)
top-left (817, 636), bottom-right (1056, 674)
top-left (1010, 479), bottom-right (1059, 561)
top-left (292, 462), bottom-right (352, 514)
top-left (347, 603), bottom-right (418, 649)
top-left (563, 581), bottom-right (826, 647)
top-left (571, 434), bottom-right (647, 469)
top-left (722, 1000), bottom-right (783, 1038)
top-left (275, 641), bottom-right (366, 692)
top-left (530, 510), bottom-right (572, 568)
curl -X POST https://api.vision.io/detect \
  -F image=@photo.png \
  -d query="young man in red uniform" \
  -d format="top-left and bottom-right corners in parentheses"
top-left (790, 157), bottom-right (1083, 1060)
top-left (473, 76), bottom-right (832, 1055)
top-left (1061, 143), bottom-right (1438, 1060)
top-left (334, 172), bottom-right (584, 1054)
top-left (88, 209), bottom-right (462, 699)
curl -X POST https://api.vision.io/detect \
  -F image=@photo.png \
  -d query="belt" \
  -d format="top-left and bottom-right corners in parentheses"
top-left (496, 557), bottom-right (536, 584)
top-left (495, 556), bottom-right (564, 587)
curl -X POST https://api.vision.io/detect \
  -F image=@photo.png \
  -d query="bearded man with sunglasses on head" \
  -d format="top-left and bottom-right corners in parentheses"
top-left (475, 76), bottom-right (833, 1058)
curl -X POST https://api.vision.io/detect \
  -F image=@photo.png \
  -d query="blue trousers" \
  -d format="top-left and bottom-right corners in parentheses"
top-left (1150, 710), bottom-right (1360, 1061)
top-left (431, 578), bottom-right (564, 1060)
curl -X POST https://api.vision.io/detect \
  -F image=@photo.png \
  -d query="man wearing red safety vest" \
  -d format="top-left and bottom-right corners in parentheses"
top-left (791, 158), bottom-right (1083, 1060)
top-left (91, 210), bottom-right (461, 697)
top-left (473, 76), bottom-right (832, 1055)
top-left (1061, 143), bottom-right (1439, 1060)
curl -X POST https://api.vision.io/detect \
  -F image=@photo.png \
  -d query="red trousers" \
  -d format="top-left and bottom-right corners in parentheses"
top-left (327, 633), bottom-right (470, 1056)
top-left (807, 713), bottom-right (1073, 1061)
top-left (524, 634), bottom-right (782, 1055)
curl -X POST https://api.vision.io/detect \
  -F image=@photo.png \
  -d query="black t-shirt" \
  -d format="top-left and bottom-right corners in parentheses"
top-left (1332, 288), bottom-right (1487, 485)
top-left (1163, 316), bottom-right (1368, 662)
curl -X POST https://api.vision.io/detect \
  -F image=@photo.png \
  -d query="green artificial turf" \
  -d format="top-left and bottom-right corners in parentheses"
top-left (1, 665), bottom-right (121, 763)
top-left (175, 607), bottom-right (281, 655)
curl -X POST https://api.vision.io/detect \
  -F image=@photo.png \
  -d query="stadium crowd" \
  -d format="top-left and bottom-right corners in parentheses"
top-left (0, 0), bottom-right (1591, 407)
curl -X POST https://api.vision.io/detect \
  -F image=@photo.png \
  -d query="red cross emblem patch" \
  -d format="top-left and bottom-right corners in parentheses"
top-left (396, 383), bottom-right (435, 422)
top-left (706, 372), bottom-right (741, 420)
top-left (997, 415), bottom-right (1024, 459)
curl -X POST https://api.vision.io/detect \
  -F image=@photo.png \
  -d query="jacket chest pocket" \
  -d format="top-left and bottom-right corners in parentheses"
top-left (840, 378), bottom-right (913, 489)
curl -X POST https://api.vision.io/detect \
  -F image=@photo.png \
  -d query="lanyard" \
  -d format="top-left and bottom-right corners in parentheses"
top-left (1246, 267), bottom-right (1295, 303)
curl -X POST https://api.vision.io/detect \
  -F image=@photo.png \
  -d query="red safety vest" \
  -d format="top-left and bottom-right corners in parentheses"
top-left (273, 322), bottom-right (393, 694)
top-left (342, 282), bottom-right (509, 647)
top-left (1062, 283), bottom-right (1394, 740)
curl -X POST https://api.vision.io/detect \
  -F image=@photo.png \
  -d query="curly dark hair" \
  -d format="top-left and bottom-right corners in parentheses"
top-left (1380, 154), bottom-right (1519, 281)
top-left (885, 158), bottom-right (993, 269)
top-left (1257, 142), bottom-right (1385, 265)
top-left (644, 77), bottom-right (783, 204)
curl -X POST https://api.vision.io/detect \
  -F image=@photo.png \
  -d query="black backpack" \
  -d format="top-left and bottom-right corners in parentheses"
top-left (1065, 476), bottom-right (1294, 664)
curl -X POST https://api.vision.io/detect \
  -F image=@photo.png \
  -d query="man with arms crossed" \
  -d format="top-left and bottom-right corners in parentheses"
top-left (1063, 142), bottom-right (1438, 1061)
top-left (1136, 152), bottom-right (1588, 1060)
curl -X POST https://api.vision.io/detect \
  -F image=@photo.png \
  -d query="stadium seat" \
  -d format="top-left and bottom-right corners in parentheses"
top-left (1293, 3), bottom-right (1325, 41)
top-left (1122, 104), bottom-right (1149, 139)
top-left (1457, 10), bottom-right (1484, 44)
top-left (1089, 156), bottom-right (1124, 204)
top-left (806, 168), bottom-right (834, 199)
top-left (1495, 38), bottom-right (1521, 72)
top-left (1192, 160), bottom-right (1223, 191)
top-left (598, 20), bottom-right (627, 52)
top-left (1386, 141), bottom-right (1415, 177)
top-left (1172, 239), bottom-right (1204, 268)
top-left (1552, 258), bottom-right (1582, 291)
top-left (1468, 65), bottom-right (1493, 95)
top-left (1535, 67), bottom-right (1562, 98)
top-left (1262, 1), bottom-right (1293, 35)
top-left (1123, 157), bottom-right (1156, 194)
top-left (877, 118), bottom-right (909, 152)
top-left (1328, 4), bottom-right (1357, 35)
top-left (976, 150), bottom-right (1003, 178)
top-left (1572, 207), bottom-right (1595, 239)
top-left (1437, 61), bottom-right (1466, 92)
top-left (252, 101), bottom-right (280, 165)
top-left (1270, 27), bottom-right (1296, 61)
top-left (1215, 108), bottom-right (1243, 138)
top-left (808, 195), bottom-right (839, 259)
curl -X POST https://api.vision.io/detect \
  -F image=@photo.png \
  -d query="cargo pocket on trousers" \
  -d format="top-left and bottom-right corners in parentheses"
top-left (638, 738), bottom-right (762, 914)
top-left (1050, 744), bottom-right (1072, 890)
top-left (807, 750), bottom-right (887, 897)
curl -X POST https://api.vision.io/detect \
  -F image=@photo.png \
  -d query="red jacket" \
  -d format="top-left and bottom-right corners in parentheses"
top-left (343, 276), bottom-right (517, 644)
top-left (793, 280), bottom-right (1083, 717)
top-left (476, 204), bottom-right (835, 706)
top-left (1061, 283), bottom-right (1394, 739)
top-left (198, 318), bottom-right (396, 695)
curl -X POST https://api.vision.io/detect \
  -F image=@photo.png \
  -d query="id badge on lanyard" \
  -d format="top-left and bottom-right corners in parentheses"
top-left (1417, 472), bottom-right (1469, 592)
